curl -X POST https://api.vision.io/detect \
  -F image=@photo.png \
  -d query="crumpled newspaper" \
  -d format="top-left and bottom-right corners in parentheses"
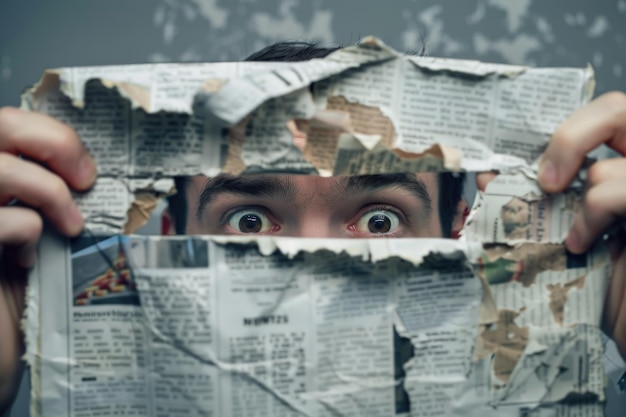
top-left (21, 37), bottom-right (610, 417)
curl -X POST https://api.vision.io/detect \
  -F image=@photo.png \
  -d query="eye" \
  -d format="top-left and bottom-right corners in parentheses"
top-left (227, 209), bottom-right (274, 234)
top-left (355, 210), bottom-right (400, 234)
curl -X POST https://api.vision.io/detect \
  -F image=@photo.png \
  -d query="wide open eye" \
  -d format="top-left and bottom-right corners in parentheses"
top-left (227, 209), bottom-right (274, 234)
top-left (355, 210), bottom-right (400, 235)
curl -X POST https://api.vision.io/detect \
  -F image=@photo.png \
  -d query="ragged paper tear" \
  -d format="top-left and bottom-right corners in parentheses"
top-left (71, 178), bottom-right (174, 234)
top-left (26, 236), bottom-right (612, 416)
top-left (21, 36), bottom-right (595, 233)
top-left (468, 243), bottom-right (610, 408)
top-left (481, 309), bottom-right (530, 384)
top-left (209, 235), bottom-right (484, 266)
top-left (408, 56), bottom-right (527, 77)
top-left (466, 173), bottom-right (583, 244)
top-left (21, 35), bottom-right (613, 417)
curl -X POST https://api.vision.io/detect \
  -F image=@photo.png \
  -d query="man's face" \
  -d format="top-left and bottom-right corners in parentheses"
top-left (179, 173), bottom-right (449, 238)
top-left (500, 197), bottom-right (529, 229)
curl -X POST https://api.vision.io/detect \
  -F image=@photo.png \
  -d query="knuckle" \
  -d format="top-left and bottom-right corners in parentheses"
top-left (33, 122), bottom-right (80, 164)
top-left (0, 106), bottom-right (20, 127)
top-left (550, 125), bottom-right (574, 150)
top-left (51, 125), bottom-right (79, 154)
top-left (602, 91), bottom-right (626, 110)
top-left (47, 176), bottom-right (71, 201)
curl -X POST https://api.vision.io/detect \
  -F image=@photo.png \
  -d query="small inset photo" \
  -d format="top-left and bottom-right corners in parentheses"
top-left (71, 236), bottom-right (140, 307)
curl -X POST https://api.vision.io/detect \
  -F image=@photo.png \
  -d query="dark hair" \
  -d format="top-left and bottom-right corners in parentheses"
top-left (438, 172), bottom-right (465, 237)
top-left (245, 41), bottom-right (341, 62)
top-left (168, 42), bottom-right (465, 236)
top-left (169, 176), bottom-right (190, 234)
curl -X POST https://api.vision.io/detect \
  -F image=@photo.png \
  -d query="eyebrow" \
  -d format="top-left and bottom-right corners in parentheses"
top-left (196, 174), bottom-right (297, 219)
top-left (196, 173), bottom-right (433, 220)
top-left (343, 174), bottom-right (432, 215)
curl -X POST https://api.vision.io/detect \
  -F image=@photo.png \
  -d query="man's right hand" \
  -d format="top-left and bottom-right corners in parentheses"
top-left (0, 107), bottom-right (96, 413)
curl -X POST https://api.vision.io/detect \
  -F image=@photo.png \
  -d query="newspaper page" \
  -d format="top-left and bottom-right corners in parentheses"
top-left (20, 37), bottom-right (614, 417)
top-left (464, 173), bottom-right (583, 244)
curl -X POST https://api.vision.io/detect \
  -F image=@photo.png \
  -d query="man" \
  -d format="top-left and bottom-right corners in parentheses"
top-left (163, 44), bottom-right (466, 239)
top-left (1, 43), bottom-right (626, 413)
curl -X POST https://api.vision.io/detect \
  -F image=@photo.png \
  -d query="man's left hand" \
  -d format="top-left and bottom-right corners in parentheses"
top-left (539, 92), bottom-right (626, 359)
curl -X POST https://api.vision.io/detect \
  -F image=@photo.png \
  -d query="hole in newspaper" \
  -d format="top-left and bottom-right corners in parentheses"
top-left (393, 326), bottom-right (414, 413)
top-left (618, 371), bottom-right (626, 393)
top-left (160, 171), bottom-right (474, 239)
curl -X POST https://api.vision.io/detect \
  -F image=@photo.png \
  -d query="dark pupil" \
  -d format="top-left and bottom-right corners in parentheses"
top-left (368, 215), bottom-right (391, 233)
top-left (239, 214), bottom-right (262, 233)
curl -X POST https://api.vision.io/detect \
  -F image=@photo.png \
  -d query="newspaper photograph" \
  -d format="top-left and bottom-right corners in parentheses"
top-left (18, 37), bottom-right (616, 417)
top-left (465, 173), bottom-right (584, 245)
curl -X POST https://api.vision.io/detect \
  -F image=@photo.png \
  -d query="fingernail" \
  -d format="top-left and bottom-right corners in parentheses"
top-left (67, 204), bottom-right (85, 236)
top-left (78, 154), bottom-right (97, 187)
top-left (539, 158), bottom-right (558, 187)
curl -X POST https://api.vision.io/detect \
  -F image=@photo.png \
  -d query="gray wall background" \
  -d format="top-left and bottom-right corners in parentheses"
top-left (1, 0), bottom-right (625, 105)
top-left (1, 0), bottom-right (625, 416)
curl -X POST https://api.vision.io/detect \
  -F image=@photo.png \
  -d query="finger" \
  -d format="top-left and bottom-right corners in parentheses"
top-left (586, 158), bottom-right (626, 188)
top-left (539, 92), bottom-right (626, 193)
top-left (475, 171), bottom-right (498, 192)
top-left (0, 107), bottom-right (96, 191)
top-left (566, 178), bottom-right (626, 253)
top-left (0, 153), bottom-right (83, 236)
top-left (0, 207), bottom-right (43, 268)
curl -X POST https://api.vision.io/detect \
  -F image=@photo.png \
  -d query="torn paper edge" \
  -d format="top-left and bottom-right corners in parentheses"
top-left (197, 235), bottom-right (484, 266)
top-left (22, 248), bottom-right (41, 417)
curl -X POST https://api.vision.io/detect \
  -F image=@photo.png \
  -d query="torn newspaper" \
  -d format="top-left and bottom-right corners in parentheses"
top-left (21, 37), bottom-right (595, 234)
top-left (21, 37), bottom-right (612, 417)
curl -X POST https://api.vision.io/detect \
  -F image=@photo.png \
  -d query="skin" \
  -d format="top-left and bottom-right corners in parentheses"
top-left (176, 173), bottom-right (452, 238)
top-left (1, 92), bottom-right (626, 411)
